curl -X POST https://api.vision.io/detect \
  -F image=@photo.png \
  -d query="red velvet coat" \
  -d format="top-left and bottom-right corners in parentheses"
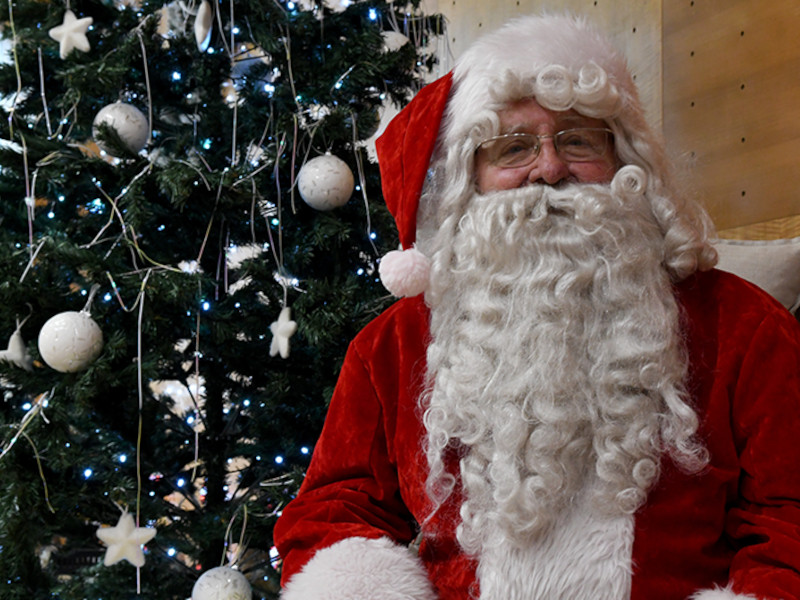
top-left (274, 269), bottom-right (800, 599)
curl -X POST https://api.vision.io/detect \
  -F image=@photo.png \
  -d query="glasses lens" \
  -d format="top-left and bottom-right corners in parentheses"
top-left (555, 128), bottom-right (611, 162)
top-left (479, 133), bottom-right (539, 168)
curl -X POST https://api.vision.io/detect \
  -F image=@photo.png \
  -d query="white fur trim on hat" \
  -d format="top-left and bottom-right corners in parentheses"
top-left (378, 247), bottom-right (431, 297)
top-left (689, 585), bottom-right (759, 600)
top-left (280, 536), bottom-right (437, 600)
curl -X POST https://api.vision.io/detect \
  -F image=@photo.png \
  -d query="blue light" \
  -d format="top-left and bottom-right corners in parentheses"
top-left (370, 232), bottom-right (377, 240)
top-left (158, 224), bottom-right (166, 231)
top-left (104, 293), bottom-right (112, 302)
top-left (243, 399), bottom-right (251, 407)
top-left (47, 211), bottom-right (55, 219)
top-left (275, 455), bottom-right (284, 464)
top-left (177, 478), bottom-right (186, 487)
top-left (202, 301), bottom-right (210, 311)
top-left (301, 446), bottom-right (310, 455)
top-left (21, 402), bottom-right (32, 411)
top-left (287, 1), bottom-right (296, 8)
top-left (118, 454), bottom-right (127, 463)
top-left (368, 8), bottom-right (378, 20)
top-left (202, 138), bottom-right (212, 150)
top-left (83, 468), bottom-right (93, 479)
top-left (167, 547), bottom-right (177, 557)
top-left (172, 71), bottom-right (182, 81)
top-left (357, 268), bottom-right (365, 275)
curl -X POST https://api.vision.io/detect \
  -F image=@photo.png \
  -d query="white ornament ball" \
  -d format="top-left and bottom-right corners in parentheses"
top-left (297, 154), bottom-right (354, 211)
top-left (92, 102), bottom-right (149, 156)
top-left (192, 566), bottom-right (251, 600)
top-left (38, 311), bottom-right (104, 373)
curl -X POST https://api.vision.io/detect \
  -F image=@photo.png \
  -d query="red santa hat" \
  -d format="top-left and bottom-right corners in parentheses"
top-left (376, 14), bottom-right (668, 297)
top-left (375, 73), bottom-right (453, 298)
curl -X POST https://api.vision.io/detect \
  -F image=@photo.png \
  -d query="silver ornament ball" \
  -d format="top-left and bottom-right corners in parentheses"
top-left (92, 102), bottom-right (149, 156)
top-left (297, 153), bottom-right (355, 211)
top-left (191, 566), bottom-right (252, 600)
top-left (38, 311), bottom-right (104, 373)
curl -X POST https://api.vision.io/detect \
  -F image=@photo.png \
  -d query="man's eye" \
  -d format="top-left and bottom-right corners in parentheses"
top-left (498, 140), bottom-right (533, 157)
top-left (560, 134), bottom-right (591, 147)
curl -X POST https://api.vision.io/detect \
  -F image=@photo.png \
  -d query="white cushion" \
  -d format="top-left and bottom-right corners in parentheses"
top-left (713, 237), bottom-right (800, 312)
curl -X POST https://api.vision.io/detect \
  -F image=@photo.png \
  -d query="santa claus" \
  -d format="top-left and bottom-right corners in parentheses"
top-left (273, 13), bottom-right (800, 600)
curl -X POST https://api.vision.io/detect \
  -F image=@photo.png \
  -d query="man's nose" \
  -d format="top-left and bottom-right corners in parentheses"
top-left (528, 140), bottom-right (570, 185)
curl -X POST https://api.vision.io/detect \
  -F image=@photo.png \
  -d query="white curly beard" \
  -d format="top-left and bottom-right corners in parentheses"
top-left (422, 169), bottom-right (704, 564)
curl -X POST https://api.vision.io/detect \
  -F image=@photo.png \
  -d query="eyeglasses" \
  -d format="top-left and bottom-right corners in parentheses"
top-left (476, 128), bottom-right (615, 168)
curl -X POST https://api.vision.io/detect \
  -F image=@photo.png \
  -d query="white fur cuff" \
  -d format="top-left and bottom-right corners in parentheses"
top-left (281, 536), bottom-right (437, 600)
top-left (690, 585), bottom-right (759, 600)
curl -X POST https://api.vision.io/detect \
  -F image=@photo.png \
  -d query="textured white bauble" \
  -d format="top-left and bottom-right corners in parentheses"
top-left (38, 311), bottom-right (104, 373)
top-left (191, 566), bottom-right (251, 600)
top-left (297, 154), bottom-right (354, 211)
top-left (92, 102), bottom-right (149, 156)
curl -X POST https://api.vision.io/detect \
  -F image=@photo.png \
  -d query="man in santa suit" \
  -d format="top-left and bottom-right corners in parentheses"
top-left (273, 13), bottom-right (800, 600)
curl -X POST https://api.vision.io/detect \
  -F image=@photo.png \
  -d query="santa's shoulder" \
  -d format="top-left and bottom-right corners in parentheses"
top-left (354, 296), bottom-right (431, 344)
top-left (676, 268), bottom-right (800, 339)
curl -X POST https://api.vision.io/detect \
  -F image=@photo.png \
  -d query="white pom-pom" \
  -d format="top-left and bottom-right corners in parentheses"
top-left (378, 248), bottom-right (431, 297)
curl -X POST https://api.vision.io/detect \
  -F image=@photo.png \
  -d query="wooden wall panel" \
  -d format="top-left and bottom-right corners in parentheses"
top-left (423, 0), bottom-right (663, 128)
top-left (663, 0), bottom-right (800, 231)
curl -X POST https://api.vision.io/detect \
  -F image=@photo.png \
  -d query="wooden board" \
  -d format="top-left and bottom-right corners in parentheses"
top-left (663, 0), bottom-right (800, 230)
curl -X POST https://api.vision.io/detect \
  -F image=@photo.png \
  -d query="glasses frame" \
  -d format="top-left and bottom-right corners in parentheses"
top-left (475, 128), bottom-right (615, 169)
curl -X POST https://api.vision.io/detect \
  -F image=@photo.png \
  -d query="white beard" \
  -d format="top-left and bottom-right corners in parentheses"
top-left (422, 167), bottom-right (705, 573)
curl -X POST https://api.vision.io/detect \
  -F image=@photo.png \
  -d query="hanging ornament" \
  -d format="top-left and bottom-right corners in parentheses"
top-left (192, 566), bottom-right (252, 600)
top-left (269, 306), bottom-right (297, 359)
top-left (96, 510), bottom-right (157, 568)
top-left (0, 317), bottom-right (33, 371)
top-left (297, 153), bottom-right (355, 211)
top-left (38, 310), bottom-right (103, 373)
top-left (194, 0), bottom-right (213, 52)
top-left (92, 102), bottom-right (149, 156)
top-left (48, 9), bottom-right (93, 60)
top-left (382, 30), bottom-right (410, 53)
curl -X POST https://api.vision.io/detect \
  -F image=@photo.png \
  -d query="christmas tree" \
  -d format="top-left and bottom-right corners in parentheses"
top-left (0, 0), bottom-right (442, 597)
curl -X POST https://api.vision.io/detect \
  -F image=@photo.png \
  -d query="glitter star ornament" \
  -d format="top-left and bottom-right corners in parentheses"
top-left (269, 306), bottom-right (297, 359)
top-left (48, 10), bottom-right (93, 60)
top-left (96, 511), bottom-right (156, 568)
top-left (192, 566), bottom-right (252, 600)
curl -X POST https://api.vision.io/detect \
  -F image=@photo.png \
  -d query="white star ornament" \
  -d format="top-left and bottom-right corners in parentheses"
top-left (269, 306), bottom-right (297, 359)
top-left (96, 511), bottom-right (157, 568)
top-left (49, 10), bottom-right (93, 60)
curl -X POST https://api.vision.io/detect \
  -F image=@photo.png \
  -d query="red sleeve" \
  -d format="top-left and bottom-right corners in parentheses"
top-left (725, 307), bottom-right (800, 599)
top-left (273, 326), bottom-right (418, 586)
